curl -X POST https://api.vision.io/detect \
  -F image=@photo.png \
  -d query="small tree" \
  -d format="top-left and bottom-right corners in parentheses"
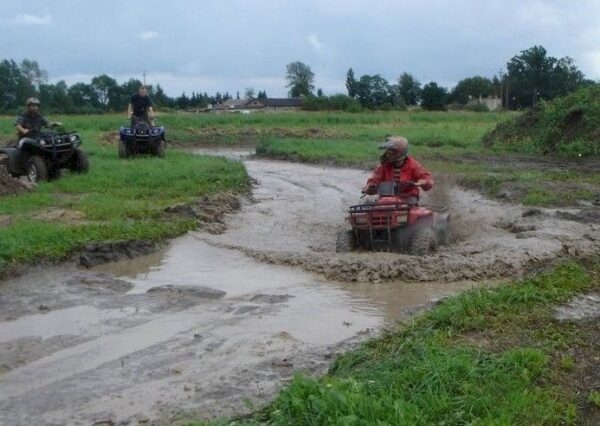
top-left (397, 72), bottom-right (421, 106)
top-left (285, 61), bottom-right (315, 97)
top-left (244, 87), bottom-right (255, 99)
top-left (421, 82), bottom-right (448, 111)
top-left (91, 74), bottom-right (118, 110)
top-left (450, 76), bottom-right (494, 105)
top-left (346, 68), bottom-right (357, 98)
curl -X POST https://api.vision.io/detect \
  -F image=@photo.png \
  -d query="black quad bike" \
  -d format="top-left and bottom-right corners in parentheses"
top-left (118, 118), bottom-right (166, 158)
top-left (337, 181), bottom-right (450, 255)
top-left (0, 129), bottom-right (89, 183)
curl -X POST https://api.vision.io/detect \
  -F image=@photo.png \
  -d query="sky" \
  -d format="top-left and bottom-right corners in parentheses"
top-left (1, 0), bottom-right (599, 98)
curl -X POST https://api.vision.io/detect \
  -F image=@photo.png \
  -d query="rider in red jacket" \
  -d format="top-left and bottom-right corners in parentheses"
top-left (363, 136), bottom-right (433, 202)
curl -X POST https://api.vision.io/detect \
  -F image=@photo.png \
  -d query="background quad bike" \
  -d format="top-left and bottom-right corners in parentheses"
top-left (118, 118), bottom-right (166, 158)
top-left (0, 129), bottom-right (89, 183)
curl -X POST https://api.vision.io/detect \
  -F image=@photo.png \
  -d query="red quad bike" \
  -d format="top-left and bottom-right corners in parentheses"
top-left (337, 181), bottom-right (450, 255)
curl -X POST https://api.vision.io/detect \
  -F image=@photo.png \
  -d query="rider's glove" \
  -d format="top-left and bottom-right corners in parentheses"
top-left (363, 184), bottom-right (377, 195)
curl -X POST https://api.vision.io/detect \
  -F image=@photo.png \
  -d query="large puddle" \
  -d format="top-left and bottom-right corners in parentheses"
top-left (1, 149), bottom-right (598, 425)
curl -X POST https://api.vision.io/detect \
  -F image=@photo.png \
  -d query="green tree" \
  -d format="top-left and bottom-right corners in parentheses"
top-left (68, 82), bottom-right (100, 112)
top-left (286, 61), bottom-right (315, 97)
top-left (39, 81), bottom-right (71, 113)
top-left (450, 76), bottom-right (494, 105)
top-left (397, 72), bottom-right (421, 106)
top-left (0, 59), bottom-right (30, 111)
top-left (20, 59), bottom-right (47, 91)
top-left (257, 90), bottom-right (267, 99)
top-left (244, 87), bottom-right (255, 99)
top-left (346, 68), bottom-right (357, 98)
top-left (506, 45), bottom-right (585, 108)
top-left (421, 82), bottom-right (448, 111)
top-left (355, 74), bottom-right (392, 109)
top-left (91, 74), bottom-right (118, 110)
top-left (153, 84), bottom-right (172, 108)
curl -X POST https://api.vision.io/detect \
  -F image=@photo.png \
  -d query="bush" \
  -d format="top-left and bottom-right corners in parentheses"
top-left (464, 103), bottom-right (490, 112)
top-left (482, 85), bottom-right (600, 157)
top-left (302, 94), bottom-right (361, 111)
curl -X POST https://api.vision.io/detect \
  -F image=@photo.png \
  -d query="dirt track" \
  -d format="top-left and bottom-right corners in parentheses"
top-left (1, 151), bottom-right (599, 425)
top-left (199, 153), bottom-right (600, 283)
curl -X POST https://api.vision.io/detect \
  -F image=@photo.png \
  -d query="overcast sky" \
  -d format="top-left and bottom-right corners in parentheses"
top-left (1, 0), bottom-right (599, 97)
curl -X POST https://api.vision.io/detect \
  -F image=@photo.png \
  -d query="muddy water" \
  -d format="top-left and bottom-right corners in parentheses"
top-left (1, 150), bottom-right (598, 425)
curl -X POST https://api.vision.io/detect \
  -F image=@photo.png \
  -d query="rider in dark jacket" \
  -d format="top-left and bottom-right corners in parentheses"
top-left (14, 98), bottom-right (61, 148)
top-left (127, 85), bottom-right (155, 126)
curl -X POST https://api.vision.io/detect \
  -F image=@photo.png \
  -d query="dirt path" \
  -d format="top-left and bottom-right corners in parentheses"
top-left (1, 151), bottom-right (599, 425)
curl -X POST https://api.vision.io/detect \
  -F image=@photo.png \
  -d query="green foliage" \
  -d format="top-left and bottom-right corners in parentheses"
top-left (345, 68), bottom-right (357, 98)
top-left (302, 94), bottom-right (361, 112)
top-left (355, 74), bottom-right (397, 109)
top-left (506, 45), bottom-right (586, 109)
top-left (397, 72), bottom-right (421, 106)
top-left (286, 61), bottom-right (315, 97)
top-left (484, 85), bottom-right (600, 157)
top-left (421, 82), bottom-right (449, 111)
top-left (450, 76), bottom-right (495, 105)
top-left (589, 391), bottom-right (600, 408)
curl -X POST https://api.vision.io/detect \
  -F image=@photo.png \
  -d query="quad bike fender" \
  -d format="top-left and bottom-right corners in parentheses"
top-left (0, 147), bottom-right (26, 174)
top-left (407, 207), bottom-right (434, 226)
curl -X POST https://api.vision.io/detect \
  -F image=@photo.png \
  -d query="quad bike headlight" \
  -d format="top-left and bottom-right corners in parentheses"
top-left (396, 214), bottom-right (408, 224)
top-left (69, 134), bottom-right (79, 143)
top-left (355, 215), bottom-right (368, 225)
top-left (40, 139), bottom-right (48, 147)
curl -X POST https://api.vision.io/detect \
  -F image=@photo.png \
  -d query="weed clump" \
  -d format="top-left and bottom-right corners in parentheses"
top-left (483, 85), bottom-right (600, 157)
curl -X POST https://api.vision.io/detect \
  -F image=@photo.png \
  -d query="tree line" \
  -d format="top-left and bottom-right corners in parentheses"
top-left (1, 45), bottom-right (596, 114)
top-left (0, 59), bottom-right (271, 114)
top-left (288, 45), bottom-right (596, 111)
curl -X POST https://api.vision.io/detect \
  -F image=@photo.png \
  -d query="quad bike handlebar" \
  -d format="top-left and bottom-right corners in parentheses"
top-left (362, 180), bottom-right (420, 195)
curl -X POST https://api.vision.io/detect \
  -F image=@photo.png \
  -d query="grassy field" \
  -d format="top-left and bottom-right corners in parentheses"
top-left (198, 261), bottom-right (600, 425)
top-left (1, 110), bottom-right (598, 273)
top-left (0, 114), bottom-right (249, 275)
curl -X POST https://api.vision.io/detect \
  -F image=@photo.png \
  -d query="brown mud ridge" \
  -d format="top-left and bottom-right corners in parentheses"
top-left (78, 192), bottom-right (242, 268)
top-left (0, 163), bottom-right (31, 197)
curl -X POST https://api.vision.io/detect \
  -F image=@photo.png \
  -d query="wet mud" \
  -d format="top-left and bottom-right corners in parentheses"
top-left (1, 149), bottom-right (599, 425)
top-left (196, 153), bottom-right (600, 284)
top-left (0, 162), bottom-right (31, 197)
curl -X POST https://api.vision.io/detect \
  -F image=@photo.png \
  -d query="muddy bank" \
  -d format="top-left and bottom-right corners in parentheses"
top-left (0, 163), bottom-right (31, 197)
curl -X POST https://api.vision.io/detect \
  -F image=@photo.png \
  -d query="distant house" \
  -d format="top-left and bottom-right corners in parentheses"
top-left (213, 99), bottom-right (250, 111)
top-left (466, 96), bottom-right (502, 111)
top-left (245, 98), bottom-right (303, 111)
top-left (212, 97), bottom-right (304, 113)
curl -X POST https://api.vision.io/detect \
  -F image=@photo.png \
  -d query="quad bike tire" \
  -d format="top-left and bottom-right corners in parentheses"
top-left (26, 155), bottom-right (48, 182)
top-left (70, 148), bottom-right (89, 173)
top-left (118, 140), bottom-right (129, 158)
top-left (151, 139), bottom-right (166, 158)
top-left (0, 153), bottom-right (8, 171)
top-left (392, 228), bottom-right (411, 253)
top-left (336, 230), bottom-right (355, 253)
top-left (410, 227), bottom-right (437, 256)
